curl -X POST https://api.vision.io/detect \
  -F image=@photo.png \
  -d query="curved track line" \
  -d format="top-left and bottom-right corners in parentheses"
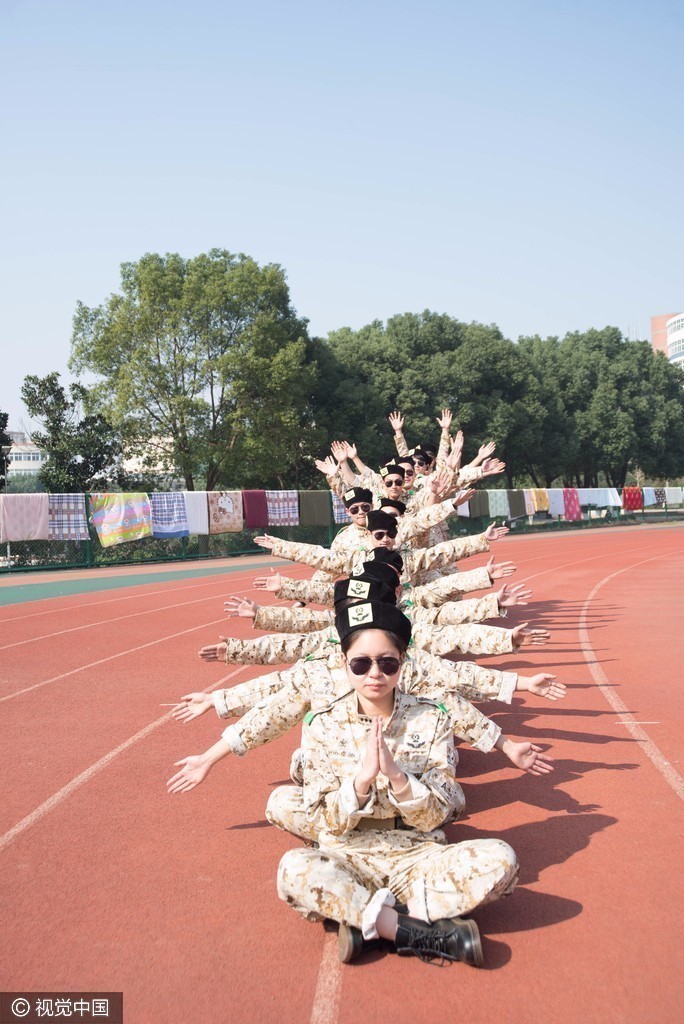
top-left (309, 931), bottom-right (343, 1024)
top-left (0, 616), bottom-right (227, 704)
top-left (578, 552), bottom-right (684, 800)
top-left (0, 576), bottom-right (283, 650)
top-left (0, 666), bottom-right (247, 853)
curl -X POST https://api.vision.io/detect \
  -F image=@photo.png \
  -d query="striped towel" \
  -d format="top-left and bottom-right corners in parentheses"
top-left (48, 494), bottom-right (89, 541)
top-left (299, 490), bottom-right (332, 526)
top-left (487, 490), bottom-right (510, 517)
top-left (242, 490), bottom-right (269, 529)
top-left (563, 488), bottom-right (582, 521)
top-left (265, 490), bottom-right (299, 526)
top-left (90, 493), bottom-right (152, 547)
top-left (332, 493), bottom-right (350, 524)
top-left (1, 493), bottom-right (49, 541)
top-left (150, 492), bottom-right (189, 538)
top-left (208, 491), bottom-right (244, 533)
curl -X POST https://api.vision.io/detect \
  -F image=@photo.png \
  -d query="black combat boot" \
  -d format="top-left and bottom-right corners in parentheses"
top-left (337, 923), bottom-right (365, 963)
top-left (394, 916), bottom-right (484, 966)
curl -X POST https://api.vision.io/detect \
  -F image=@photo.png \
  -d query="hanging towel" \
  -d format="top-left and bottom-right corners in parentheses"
top-left (577, 489), bottom-right (598, 506)
top-left (208, 491), bottom-right (244, 533)
top-left (89, 493), bottom-right (152, 547)
top-left (563, 488), bottom-right (582, 521)
top-left (183, 491), bottom-right (209, 535)
top-left (546, 489), bottom-right (565, 517)
top-left (299, 490), bottom-right (332, 526)
top-left (530, 488), bottom-right (549, 512)
top-left (605, 488), bottom-right (622, 507)
top-left (242, 490), bottom-right (269, 529)
top-left (664, 487), bottom-right (682, 504)
top-left (47, 494), bottom-right (89, 541)
top-left (457, 501), bottom-right (470, 517)
top-left (654, 487), bottom-right (666, 505)
top-left (150, 492), bottom-right (189, 538)
top-left (265, 490), bottom-right (299, 526)
top-left (0, 493), bottom-right (49, 541)
top-left (621, 487), bottom-right (643, 511)
top-left (507, 490), bottom-right (527, 519)
top-left (467, 490), bottom-right (490, 518)
top-left (487, 490), bottom-right (510, 517)
top-left (332, 493), bottom-right (350, 525)
top-left (523, 490), bottom-right (535, 515)
top-left (642, 487), bottom-right (657, 507)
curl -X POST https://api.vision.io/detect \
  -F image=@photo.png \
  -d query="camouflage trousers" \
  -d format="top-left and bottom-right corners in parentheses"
top-left (277, 830), bottom-right (518, 934)
top-left (266, 779), bottom-right (466, 845)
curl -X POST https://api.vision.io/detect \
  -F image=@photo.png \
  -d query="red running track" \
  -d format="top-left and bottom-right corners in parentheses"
top-left (0, 526), bottom-right (682, 1024)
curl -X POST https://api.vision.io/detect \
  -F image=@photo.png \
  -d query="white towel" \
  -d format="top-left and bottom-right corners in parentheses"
top-left (457, 501), bottom-right (470, 517)
top-left (1, 493), bottom-right (50, 541)
top-left (665, 487), bottom-right (682, 504)
top-left (642, 487), bottom-right (657, 507)
top-left (577, 488), bottom-right (600, 505)
top-left (183, 491), bottom-right (209, 535)
top-left (546, 489), bottom-right (565, 516)
top-left (523, 490), bottom-right (535, 515)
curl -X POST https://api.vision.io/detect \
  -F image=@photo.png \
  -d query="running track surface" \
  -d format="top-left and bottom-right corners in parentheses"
top-left (1, 526), bottom-right (682, 1024)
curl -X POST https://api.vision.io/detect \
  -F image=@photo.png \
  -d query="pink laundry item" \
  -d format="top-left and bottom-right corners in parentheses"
top-left (563, 488), bottom-right (582, 521)
top-left (0, 493), bottom-right (49, 541)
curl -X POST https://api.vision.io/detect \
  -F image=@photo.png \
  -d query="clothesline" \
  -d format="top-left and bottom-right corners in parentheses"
top-left (0, 486), bottom-right (681, 544)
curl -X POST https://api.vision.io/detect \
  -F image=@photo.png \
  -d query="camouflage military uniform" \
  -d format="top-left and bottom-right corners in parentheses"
top-left (266, 531), bottom-right (490, 586)
top-left (276, 689), bottom-right (518, 936)
top-left (252, 602), bottom-right (514, 660)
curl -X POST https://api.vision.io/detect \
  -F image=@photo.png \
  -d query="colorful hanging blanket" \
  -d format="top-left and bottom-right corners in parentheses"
top-left (487, 490), bottom-right (510, 518)
top-left (621, 487), bottom-right (643, 511)
top-left (208, 491), bottom-right (243, 533)
top-left (530, 488), bottom-right (549, 512)
top-left (299, 490), bottom-right (332, 526)
top-left (182, 491), bottom-right (209, 535)
top-left (150, 492), bottom-right (189, 538)
top-left (89, 493), bottom-right (152, 547)
top-left (546, 489), bottom-right (565, 517)
top-left (265, 490), bottom-right (300, 526)
top-left (242, 490), bottom-right (269, 529)
top-left (0, 493), bottom-right (49, 541)
top-left (507, 490), bottom-right (527, 519)
top-left (48, 494), bottom-right (89, 541)
top-left (332, 493), bottom-right (350, 524)
top-left (563, 488), bottom-right (582, 521)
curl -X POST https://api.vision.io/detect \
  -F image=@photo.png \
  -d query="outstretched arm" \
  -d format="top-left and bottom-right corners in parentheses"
top-left (166, 736), bottom-right (232, 793)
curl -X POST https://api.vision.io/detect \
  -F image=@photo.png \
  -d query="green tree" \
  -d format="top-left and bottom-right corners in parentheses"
top-left (20, 373), bottom-right (123, 492)
top-left (0, 410), bottom-right (12, 491)
top-left (70, 249), bottom-right (319, 490)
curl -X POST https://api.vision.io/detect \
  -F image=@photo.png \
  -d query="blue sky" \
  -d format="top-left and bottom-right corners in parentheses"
top-left (1, 0), bottom-right (682, 429)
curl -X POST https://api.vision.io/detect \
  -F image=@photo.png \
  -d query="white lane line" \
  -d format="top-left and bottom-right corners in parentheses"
top-left (309, 930), bottom-right (343, 1024)
top-left (0, 572), bottom-right (295, 651)
top-left (578, 552), bottom-right (684, 801)
top-left (0, 617), bottom-right (227, 704)
top-left (0, 667), bottom-right (246, 853)
top-left (0, 561), bottom-right (311, 624)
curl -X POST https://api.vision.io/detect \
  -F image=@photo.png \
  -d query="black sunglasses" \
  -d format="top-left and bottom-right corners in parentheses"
top-left (348, 656), bottom-right (401, 676)
top-left (348, 503), bottom-right (372, 514)
top-left (414, 458), bottom-right (428, 467)
top-left (384, 477), bottom-right (403, 487)
top-left (372, 530), bottom-right (396, 540)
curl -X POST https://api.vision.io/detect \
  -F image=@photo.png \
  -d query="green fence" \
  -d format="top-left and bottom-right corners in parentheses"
top-left (2, 503), bottom-right (682, 575)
